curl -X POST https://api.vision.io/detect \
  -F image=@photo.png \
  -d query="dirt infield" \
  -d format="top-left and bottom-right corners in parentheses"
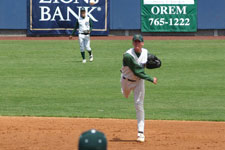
top-left (0, 117), bottom-right (225, 150)
top-left (0, 36), bottom-right (225, 41)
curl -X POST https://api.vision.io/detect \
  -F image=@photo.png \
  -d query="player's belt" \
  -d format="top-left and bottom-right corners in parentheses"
top-left (123, 76), bottom-right (136, 82)
top-left (80, 33), bottom-right (89, 35)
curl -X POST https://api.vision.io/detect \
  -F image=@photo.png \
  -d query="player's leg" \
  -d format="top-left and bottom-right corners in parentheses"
top-left (120, 77), bottom-right (133, 98)
top-left (85, 35), bottom-right (93, 62)
top-left (79, 34), bottom-right (86, 63)
top-left (134, 79), bottom-right (145, 142)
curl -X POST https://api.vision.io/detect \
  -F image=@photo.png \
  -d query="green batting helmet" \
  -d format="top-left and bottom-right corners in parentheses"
top-left (78, 129), bottom-right (107, 150)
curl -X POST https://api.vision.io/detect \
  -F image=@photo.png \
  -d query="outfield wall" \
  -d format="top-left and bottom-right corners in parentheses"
top-left (0, 0), bottom-right (224, 35)
top-left (0, 0), bottom-right (27, 29)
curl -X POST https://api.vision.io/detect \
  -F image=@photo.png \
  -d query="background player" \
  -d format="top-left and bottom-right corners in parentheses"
top-left (69, 8), bottom-right (93, 63)
top-left (78, 129), bottom-right (107, 150)
top-left (120, 34), bottom-right (157, 142)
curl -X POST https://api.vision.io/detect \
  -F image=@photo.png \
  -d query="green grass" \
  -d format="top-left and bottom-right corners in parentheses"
top-left (0, 39), bottom-right (225, 121)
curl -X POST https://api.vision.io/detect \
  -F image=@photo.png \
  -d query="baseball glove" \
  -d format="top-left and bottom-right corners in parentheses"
top-left (146, 53), bottom-right (161, 69)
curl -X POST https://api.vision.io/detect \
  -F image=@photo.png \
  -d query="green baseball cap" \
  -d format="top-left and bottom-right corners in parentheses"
top-left (81, 7), bottom-right (86, 12)
top-left (132, 34), bottom-right (144, 42)
top-left (79, 129), bottom-right (107, 150)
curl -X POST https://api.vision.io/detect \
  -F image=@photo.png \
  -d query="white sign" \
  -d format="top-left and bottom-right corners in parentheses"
top-left (144, 0), bottom-right (194, 5)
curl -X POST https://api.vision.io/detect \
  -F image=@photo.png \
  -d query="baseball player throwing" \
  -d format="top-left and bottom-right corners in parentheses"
top-left (69, 8), bottom-right (93, 63)
top-left (120, 34), bottom-right (158, 142)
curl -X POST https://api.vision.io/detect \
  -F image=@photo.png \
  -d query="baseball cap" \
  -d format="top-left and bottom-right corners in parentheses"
top-left (133, 34), bottom-right (144, 42)
top-left (79, 129), bottom-right (107, 150)
top-left (81, 7), bottom-right (86, 12)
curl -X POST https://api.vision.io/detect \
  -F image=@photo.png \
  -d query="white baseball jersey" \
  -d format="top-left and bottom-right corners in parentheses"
top-left (121, 48), bottom-right (148, 81)
top-left (77, 16), bottom-right (91, 34)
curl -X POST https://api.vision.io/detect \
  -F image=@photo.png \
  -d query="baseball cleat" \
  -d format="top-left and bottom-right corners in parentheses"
top-left (82, 59), bottom-right (87, 63)
top-left (137, 133), bottom-right (145, 142)
top-left (89, 55), bottom-right (93, 62)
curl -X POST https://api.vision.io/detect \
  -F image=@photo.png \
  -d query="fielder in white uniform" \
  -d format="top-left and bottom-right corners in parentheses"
top-left (120, 34), bottom-right (157, 142)
top-left (69, 8), bottom-right (93, 63)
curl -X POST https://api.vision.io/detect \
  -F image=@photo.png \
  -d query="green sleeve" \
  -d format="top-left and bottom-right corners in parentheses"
top-left (123, 53), bottom-right (154, 82)
top-left (89, 19), bottom-right (93, 32)
top-left (71, 21), bottom-right (79, 36)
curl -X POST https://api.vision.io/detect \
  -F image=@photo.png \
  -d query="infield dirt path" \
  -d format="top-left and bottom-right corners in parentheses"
top-left (0, 117), bottom-right (225, 150)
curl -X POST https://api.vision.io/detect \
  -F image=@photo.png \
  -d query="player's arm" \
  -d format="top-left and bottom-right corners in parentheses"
top-left (89, 19), bottom-right (93, 33)
top-left (69, 21), bottom-right (79, 39)
top-left (72, 21), bottom-right (79, 35)
top-left (123, 53), bottom-right (154, 83)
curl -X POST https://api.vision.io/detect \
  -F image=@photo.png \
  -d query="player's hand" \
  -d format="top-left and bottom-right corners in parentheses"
top-left (69, 36), bottom-right (72, 40)
top-left (153, 77), bottom-right (157, 84)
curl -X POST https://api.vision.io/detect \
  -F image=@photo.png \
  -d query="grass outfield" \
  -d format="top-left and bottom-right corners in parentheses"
top-left (0, 39), bottom-right (224, 121)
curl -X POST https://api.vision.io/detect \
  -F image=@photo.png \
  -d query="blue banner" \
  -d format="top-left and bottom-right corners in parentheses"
top-left (27, 0), bottom-right (110, 35)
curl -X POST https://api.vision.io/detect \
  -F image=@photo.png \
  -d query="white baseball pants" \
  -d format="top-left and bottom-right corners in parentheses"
top-left (78, 34), bottom-right (91, 52)
top-left (121, 77), bottom-right (145, 133)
